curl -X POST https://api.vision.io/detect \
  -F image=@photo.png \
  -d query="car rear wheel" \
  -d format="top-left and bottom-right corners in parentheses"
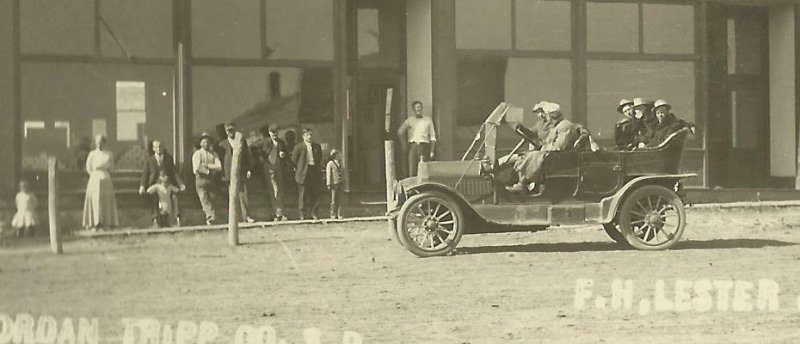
top-left (618, 185), bottom-right (686, 250)
top-left (397, 191), bottom-right (464, 257)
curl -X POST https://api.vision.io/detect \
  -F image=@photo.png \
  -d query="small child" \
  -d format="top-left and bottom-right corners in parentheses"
top-left (146, 171), bottom-right (181, 227)
top-left (326, 149), bottom-right (344, 219)
top-left (12, 180), bottom-right (38, 237)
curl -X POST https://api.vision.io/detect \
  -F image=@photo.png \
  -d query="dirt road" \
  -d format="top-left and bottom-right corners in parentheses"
top-left (2, 206), bottom-right (800, 344)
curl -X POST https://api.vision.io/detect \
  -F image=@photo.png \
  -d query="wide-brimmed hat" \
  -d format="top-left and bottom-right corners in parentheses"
top-left (197, 132), bottom-right (215, 143)
top-left (652, 99), bottom-right (671, 112)
top-left (617, 98), bottom-right (633, 114)
top-left (632, 97), bottom-right (651, 109)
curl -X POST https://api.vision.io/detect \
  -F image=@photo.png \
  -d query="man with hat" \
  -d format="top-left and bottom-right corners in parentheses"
top-left (613, 98), bottom-right (639, 150)
top-left (498, 100), bottom-right (553, 166)
top-left (218, 122), bottom-right (255, 223)
top-left (250, 124), bottom-right (288, 221)
top-left (642, 99), bottom-right (695, 148)
top-left (506, 102), bottom-right (580, 194)
top-left (192, 132), bottom-right (223, 225)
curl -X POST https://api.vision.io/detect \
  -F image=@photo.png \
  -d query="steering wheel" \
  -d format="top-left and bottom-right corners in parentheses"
top-left (514, 124), bottom-right (540, 149)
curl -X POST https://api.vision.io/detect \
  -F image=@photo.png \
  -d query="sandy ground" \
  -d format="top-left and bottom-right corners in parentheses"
top-left (2, 206), bottom-right (800, 344)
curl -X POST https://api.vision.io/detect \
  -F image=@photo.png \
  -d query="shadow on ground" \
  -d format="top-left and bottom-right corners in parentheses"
top-left (455, 238), bottom-right (797, 255)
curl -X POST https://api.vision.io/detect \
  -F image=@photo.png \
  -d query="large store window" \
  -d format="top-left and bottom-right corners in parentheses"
top-left (586, 60), bottom-right (696, 142)
top-left (456, 0), bottom-right (512, 50)
top-left (588, 2), bottom-right (694, 55)
top-left (99, 0), bottom-right (173, 58)
top-left (515, 0), bottom-right (571, 51)
top-left (20, 63), bottom-right (174, 171)
top-left (20, 0), bottom-right (95, 55)
top-left (457, 57), bottom-right (572, 126)
top-left (192, 0), bottom-right (334, 60)
top-left (192, 66), bottom-right (335, 146)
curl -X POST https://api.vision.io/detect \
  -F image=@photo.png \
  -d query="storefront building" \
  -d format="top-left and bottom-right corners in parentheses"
top-left (0, 0), bottom-right (798, 198)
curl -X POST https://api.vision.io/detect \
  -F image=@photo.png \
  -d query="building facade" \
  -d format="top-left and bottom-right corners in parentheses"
top-left (0, 0), bottom-right (798, 197)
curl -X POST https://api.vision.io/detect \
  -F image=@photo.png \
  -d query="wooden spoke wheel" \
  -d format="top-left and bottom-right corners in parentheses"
top-left (397, 191), bottom-right (464, 257)
top-left (618, 185), bottom-right (686, 250)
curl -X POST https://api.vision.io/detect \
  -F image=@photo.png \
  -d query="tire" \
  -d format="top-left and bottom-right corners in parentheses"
top-left (618, 185), bottom-right (686, 250)
top-left (397, 191), bottom-right (464, 257)
top-left (602, 222), bottom-right (629, 245)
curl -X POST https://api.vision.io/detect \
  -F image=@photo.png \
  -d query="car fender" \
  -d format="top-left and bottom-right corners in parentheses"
top-left (598, 173), bottom-right (696, 223)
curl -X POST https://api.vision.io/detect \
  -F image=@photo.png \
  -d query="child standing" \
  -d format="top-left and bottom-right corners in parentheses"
top-left (12, 180), bottom-right (38, 237)
top-left (326, 149), bottom-right (344, 219)
top-left (146, 171), bottom-right (181, 227)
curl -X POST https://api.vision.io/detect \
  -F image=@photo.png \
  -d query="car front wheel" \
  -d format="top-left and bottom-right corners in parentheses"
top-left (397, 191), bottom-right (464, 257)
top-left (618, 185), bottom-right (686, 250)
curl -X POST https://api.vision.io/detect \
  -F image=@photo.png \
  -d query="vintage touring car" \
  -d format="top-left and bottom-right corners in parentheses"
top-left (387, 103), bottom-right (695, 257)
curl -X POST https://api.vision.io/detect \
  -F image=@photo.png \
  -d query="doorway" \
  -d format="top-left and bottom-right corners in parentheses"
top-left (708, 5), bottom-right (771, 188)
top-left (349, 72), bottom-right (403, 191)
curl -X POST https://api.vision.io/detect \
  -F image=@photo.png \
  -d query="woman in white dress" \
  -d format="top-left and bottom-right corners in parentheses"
top-left (82, 135), bottom-right (119, 230)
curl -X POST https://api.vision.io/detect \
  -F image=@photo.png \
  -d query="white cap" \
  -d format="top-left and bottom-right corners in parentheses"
top-left (542, 102), bottom-right (561, 114)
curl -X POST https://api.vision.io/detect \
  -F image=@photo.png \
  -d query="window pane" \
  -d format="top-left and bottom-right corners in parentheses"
top-left (457, 57), bottom-right (572, 125)
top-left (515, 0), bottom-right (571, 51)
top-left (99, 0), bottom-right (173, 58)
top-left (21, 63), bottom-right (175, 171)
top-left (192, 0), bottom-right (261, 59)
top-left (586, 60), bottom-right (695, 142)
top-left (358, 9), bottom-right (380, 58)
top-left (587, 2), bottom-right (639, 53)
top-left (643, 4), bottom-right (694, 54)
top-left (505, 58), bottom-right (572, 119)
top-left (728, 11), bottom-right (766, 75)
top-left (265, 0), bottom-right (334, 61)
top-left (456, 0), bottom-right (512, 50)
top-left (192, 67), bottom-right (336, 146)
top-left (20, 0), bottom-right (95, 55)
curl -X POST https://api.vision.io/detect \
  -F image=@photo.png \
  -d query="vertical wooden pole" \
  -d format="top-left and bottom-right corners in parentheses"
top-left (228, 132), bottom-right (242, 246)
top-left (384, 88), bottom-right (396, 211)
top-left (47, 157), bottom-right (61, 254)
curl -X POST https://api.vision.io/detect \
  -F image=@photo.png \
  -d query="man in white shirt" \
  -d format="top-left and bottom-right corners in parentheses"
top-left (397, 100), bottom-right (437, 177)
top-left (192, 133), bottom-right (222, 225)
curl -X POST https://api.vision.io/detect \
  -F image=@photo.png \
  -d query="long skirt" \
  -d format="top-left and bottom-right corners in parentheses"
top-left (82, 171), bottom-right (119, 228)
top-left (514, 150), bottom-right (548, 182)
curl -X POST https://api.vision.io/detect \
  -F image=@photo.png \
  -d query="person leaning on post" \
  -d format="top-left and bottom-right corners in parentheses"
top-left (192, 132), bottom-right (222, 225)
top-left (397, 100), bottom-right (437, 177)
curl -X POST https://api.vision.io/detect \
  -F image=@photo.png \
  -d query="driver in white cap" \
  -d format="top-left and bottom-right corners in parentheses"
top-left (506, 102), bottom-right (580, 194)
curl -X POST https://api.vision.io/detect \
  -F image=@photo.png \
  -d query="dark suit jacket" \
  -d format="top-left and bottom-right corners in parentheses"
top-left (251, 137), bottom-right (287, 172)
top-left (140, 152), bottom-right (179, 188)
top-left (291, 141), bottom-right (323, 184)
top-left (218, 137), bottom-right (252, 182)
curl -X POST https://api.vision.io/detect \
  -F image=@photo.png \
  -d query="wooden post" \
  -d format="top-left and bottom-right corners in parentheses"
top-left (47, 157), bottom-right (61, 254)
top-left (384, 88), bottom-right (396, 211)
top-left (228, 132), bottom-right (242, 246)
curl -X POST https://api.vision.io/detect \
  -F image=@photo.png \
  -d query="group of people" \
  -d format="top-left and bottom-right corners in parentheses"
top-left (188, 123), bottom-right (344, 227)
top-left (504, 98), bottom-right (693, 195)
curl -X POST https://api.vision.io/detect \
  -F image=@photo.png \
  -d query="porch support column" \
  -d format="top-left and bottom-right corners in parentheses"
top-left (767, 5), bottom-right (797, 185)
top-left (406, 0), bottom-right (433, 142)
top-left (431, 0), bottom-right (456, 161)
top-left (0, 0), bottom-right (20, 196)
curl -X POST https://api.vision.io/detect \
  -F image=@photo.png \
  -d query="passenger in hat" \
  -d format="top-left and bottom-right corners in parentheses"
top-left (614, 98), bottom-right (640, 150)
top-left (631, 97), bottom-right (657, 148)
top-left (192, 132), bottom-right (223, 225)
top-left (640, 99), bottom-right (695, 148)
top-left (506, 102), bottom-right (580, 195)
